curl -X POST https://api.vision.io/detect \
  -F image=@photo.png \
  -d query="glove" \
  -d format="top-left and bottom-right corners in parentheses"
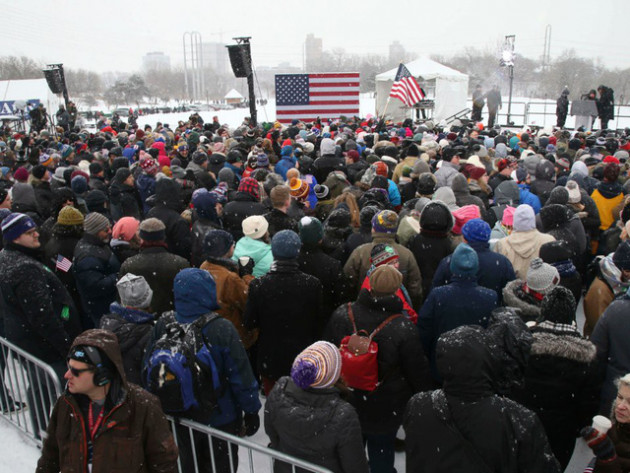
top-left (576, 211), bottom-right (588, 219)
top-left (580, 426), bottom-right (617, 462)
top-left (243, 412), bottom-right (260, 437)
top-left (238, 256), bottom-right (255, 277)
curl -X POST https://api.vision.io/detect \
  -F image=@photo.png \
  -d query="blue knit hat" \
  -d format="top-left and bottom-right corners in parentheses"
top-left (1, 212), bottom-right (37, 242)
top-left (271, 230), bottom-right (302, 260)
top-left (462, 218), bottom-right (492, 243)
top-left (449, 243), bottom-right (479, 277)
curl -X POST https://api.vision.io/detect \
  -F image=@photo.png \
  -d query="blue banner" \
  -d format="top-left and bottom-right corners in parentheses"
top-left (0, 99), bottom-right (40, 117)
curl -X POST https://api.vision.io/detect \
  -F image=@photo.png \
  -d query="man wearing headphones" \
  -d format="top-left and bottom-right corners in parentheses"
top-left (36, 329), bottom-right (178, 473)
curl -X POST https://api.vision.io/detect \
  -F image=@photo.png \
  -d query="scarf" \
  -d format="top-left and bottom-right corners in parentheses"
top-left (552, 259), bottom-right (577, 278)
top-left (600, 254), bottom-right (630, 296)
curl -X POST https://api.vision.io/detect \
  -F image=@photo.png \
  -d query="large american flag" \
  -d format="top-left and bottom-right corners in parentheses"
top-left (275, 73), bottom-right (360, 124)
top-left (389, 63), bottom-right (425, 107)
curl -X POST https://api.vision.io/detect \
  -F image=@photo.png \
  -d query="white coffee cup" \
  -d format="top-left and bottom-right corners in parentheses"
top-left (239, 256), bottom-right (251, 265)
top-left (592, 415), bottom-right (612, 434)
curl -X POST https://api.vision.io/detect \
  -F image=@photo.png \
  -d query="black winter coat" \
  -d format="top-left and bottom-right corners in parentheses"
top-left (510, 326), bottom-right (601, 469)
top-left (324, 290), bottom-right (431, 434)
top-left (530, 160), bottom-right (556, 206)
top-left (297, 246), bottom-right (352, 322)
top-left (264, 377), bottom-right (368, 473)
top-left (32, 179), bottom-right (55, 220)
top-left (146, 179), bottom-right (192, 260)
top-left (312, 155), bottom-right (347, 185)
top-left (119, 246), bottom-right (190, 316)
top-left (190, 217), bottom-right (222, 268)
top-left (99, 303), bottom-right (155, 385)
top-left (264, 209), bottom-right (298, 238)
top-left (408, 232), bottom-right (456, 299)
top-left (73, 233), bottom-right (121, 325)
top-left (244, 260), bottom-right (323, 380)
top-left (44, 224), bottom-right (84, 324)
top-left (0, 243), bottom-right (80, 363)
top-left (222, 192), bottom-right (266, 241)
top-left (404, 325), bottom-right (561, 473)
top-left (109, 181), bottom-right (143, 221)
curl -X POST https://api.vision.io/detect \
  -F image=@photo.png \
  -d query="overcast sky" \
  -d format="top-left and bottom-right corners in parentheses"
top-left (2, 0), bottom-right (629, 74)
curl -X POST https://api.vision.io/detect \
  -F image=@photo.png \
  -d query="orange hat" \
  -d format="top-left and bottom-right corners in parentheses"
top-left (289, 177), bottom-right (309, 201)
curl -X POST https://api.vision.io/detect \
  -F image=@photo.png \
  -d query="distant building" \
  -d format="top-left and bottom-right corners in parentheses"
top-left (305, 34), bottom-right (323, 71)
top-left (202, 42), bottom-right (229, 75)
top-left (224, 88), bottom-right (244, 105)
top-left (389, 41), bottom-right (406, 64)
top-left (142, 52), bottom-right (171, 72)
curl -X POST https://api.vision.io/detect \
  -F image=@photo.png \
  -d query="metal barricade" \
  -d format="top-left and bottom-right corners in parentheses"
top-left (0, 336), bottom-right (63, 446)
top-left (167, 416), bottom-right (333, 473)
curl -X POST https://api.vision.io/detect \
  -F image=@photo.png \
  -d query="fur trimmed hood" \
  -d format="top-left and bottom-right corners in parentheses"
top-left (530, 332), bottom-right (597, 363)
top-left (503, 279), bottom-right (541, 320)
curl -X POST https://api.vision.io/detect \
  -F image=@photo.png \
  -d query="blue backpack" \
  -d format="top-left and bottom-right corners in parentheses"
top-left (143, 312), bottom-right (221, 415)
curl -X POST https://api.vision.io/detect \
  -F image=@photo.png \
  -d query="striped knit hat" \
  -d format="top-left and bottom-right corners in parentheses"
top-left (1, 212), bottom-right (37, 242)
top-left (291, 341), bottom-right (341, 390)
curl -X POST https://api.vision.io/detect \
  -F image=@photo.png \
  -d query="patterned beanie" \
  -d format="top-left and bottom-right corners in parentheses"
top-left (83, 212), bottom-right (110, 235)
top-left (140, 156), bottom-right (159, 176)
top-left (1, 212), bottom-right (37, 242)
top-left (370, 243), bottom-right (399, 267)
top-left (526, 258), bottom-right (560, 294)
top-left (291, 341), bottom-right (342, 390)
top-left (289, 177), bottom-right (309, 201)
top-left (371, 210), bottom-right (398, 234)
top-left (238, 177), bottom-right (260, 201)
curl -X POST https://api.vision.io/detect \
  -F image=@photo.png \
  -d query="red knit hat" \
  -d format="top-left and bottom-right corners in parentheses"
top-left (451, 205), bottom-right (481, 235)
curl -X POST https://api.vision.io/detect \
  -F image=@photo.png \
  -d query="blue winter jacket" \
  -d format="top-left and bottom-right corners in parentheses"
top-left (171, 269), bottom-right (261, 427)
top-left (418, 275), bottom-right (498, 382)
top-left (431, 240), bottom-right (516, 304)
top-left (518, 184), bottom-right (541, 214)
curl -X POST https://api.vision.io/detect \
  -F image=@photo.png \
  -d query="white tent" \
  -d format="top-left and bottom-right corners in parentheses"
top-left (0, 78), bottom-right (62, 117)
top-left (224, 88), bottom-right (244, 104)
top-left (375, 57), bottom-right (468, 122)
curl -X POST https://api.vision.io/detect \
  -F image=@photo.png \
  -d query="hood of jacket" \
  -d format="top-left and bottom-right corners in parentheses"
top-left (535, 159), bottom-right (555, 182)
top-left (451, 173), bottom-right (470, 195)
top-left (71, 329), bottom-right (127, 389)
top-left (530, 331), bottom-right (596, 363)
top-left (540, 204), bottom-right (570, 231)
top-left (502, 279), bottom-right (541, 319)
top-left (436, 325), bottom-right (494, 400)
top-left (173, 268), bottom-right (220, 322)
top-left (503, 229), bottom-right (544, 259)
top-left (153, 178), bottom-right (183, 211)
top-left (493, 180), bottom-right (520, 206)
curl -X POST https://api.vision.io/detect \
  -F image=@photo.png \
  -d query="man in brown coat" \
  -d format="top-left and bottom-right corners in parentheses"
top-left (200, 229), bottom-right (258, 349)
top-left (36, 329), bottom-right (178, 473)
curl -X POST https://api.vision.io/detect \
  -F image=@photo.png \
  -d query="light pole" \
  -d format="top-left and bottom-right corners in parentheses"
top-left (500, 35), bottom-right (515, 126)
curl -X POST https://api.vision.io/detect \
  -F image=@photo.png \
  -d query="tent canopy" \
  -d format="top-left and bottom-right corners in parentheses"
top-left (224, 88), bottom-right (244, 100)
top-left (375, 57), bottom-right (469, 122)
top-left (0, 78), bottom-right (62, 117)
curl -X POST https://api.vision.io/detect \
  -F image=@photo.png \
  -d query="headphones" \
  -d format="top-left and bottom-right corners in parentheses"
top-left (83, 346), bottom-right (112, 387)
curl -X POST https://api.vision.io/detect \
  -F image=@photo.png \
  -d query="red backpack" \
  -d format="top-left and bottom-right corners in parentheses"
top-left (339, 303), bottom-right (402, 391)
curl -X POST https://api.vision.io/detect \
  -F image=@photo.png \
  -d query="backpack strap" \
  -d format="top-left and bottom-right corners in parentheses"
top-left (346, 303), bottom-right (358, 334)
top-left (368, 314), bottom-right (403, 341)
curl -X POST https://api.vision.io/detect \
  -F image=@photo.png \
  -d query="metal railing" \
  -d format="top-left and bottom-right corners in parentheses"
top-left (0, 335), bottom-right (331, 472)
top-left (167, 416), bottom-right (332, 473)
top-left (0, 336), bottom-right (63, 446)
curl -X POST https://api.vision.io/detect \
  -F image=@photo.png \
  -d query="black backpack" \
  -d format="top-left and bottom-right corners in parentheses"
top-left (143, 312), bottom-right (221, 415)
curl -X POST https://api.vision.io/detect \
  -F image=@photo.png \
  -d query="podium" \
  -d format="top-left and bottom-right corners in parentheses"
top-left (570, 100), bottom-right (598, 131)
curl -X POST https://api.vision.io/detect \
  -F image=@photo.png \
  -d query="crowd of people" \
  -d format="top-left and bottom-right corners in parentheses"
top-left (1, 109), bottom-right (630, 473)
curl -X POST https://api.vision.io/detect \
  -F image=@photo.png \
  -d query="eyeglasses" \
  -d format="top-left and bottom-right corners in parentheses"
top-left (67, 364), bottom-right (95, 377)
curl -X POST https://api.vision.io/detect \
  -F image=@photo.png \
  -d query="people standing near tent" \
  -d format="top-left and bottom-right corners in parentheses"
top-left (597, 85), bottom-right (615, 130)
top-left (471, 84), bottom-right (485, 122)
top-left (486, 85), bottom-right (502, 128)
top-left (556, 88), bottom-right (570, 128)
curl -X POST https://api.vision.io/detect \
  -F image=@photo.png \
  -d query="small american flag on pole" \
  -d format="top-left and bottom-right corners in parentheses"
top-left (389, 63), bottom-right (425, 107)
top-left (275, 73), bottom-right (360, 124)
top-left (56, 254), bottom-right (72, 273)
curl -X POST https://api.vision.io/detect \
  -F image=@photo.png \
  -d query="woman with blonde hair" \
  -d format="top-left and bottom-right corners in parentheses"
top-left (333, 192), bottom-right (360, 228)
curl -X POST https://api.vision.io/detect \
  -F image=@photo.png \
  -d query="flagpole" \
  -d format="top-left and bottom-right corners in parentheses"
top-left (381, 97), bottom-right (391, 120)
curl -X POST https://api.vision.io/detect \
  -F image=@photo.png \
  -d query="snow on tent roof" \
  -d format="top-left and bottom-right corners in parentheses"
top-left (224, 88), bottom-right (244, 100)
top-left (375, 57), bottom-right (468, 82)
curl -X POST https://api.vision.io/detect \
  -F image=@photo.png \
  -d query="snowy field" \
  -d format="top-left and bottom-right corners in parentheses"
top-left (129, 95), bottom-right (630, 132)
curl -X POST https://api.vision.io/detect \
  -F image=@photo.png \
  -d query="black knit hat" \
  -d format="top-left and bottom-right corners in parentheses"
top-left (420, 201), bottom-right (453, 233)
top-left (539, 240), bottom-right (572, 264)
top-left (417, 173), bottom-right (437, 195)
top-left (540, 286), bottom-right (576, 324)
top-left (613, 241), bottom-right (630, 271)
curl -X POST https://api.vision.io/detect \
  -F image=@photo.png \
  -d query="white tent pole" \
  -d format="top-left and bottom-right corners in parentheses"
top-left (381, 97), bottom-right (391, 120)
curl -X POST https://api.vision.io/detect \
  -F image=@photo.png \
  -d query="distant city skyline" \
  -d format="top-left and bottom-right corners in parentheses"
top-left (2, 0), bottom-right (629, 75)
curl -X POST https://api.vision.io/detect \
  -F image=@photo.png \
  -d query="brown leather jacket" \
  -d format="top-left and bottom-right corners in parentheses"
top-left (36, 330), bottom-right (178, 473)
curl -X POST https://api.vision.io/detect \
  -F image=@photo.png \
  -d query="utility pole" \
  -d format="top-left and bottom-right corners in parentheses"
top-left (500, 35), bottom-right (516, 126)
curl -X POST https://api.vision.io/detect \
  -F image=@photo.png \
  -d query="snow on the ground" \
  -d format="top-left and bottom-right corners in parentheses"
top-left (0, 417), bottom-right (39, 472)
